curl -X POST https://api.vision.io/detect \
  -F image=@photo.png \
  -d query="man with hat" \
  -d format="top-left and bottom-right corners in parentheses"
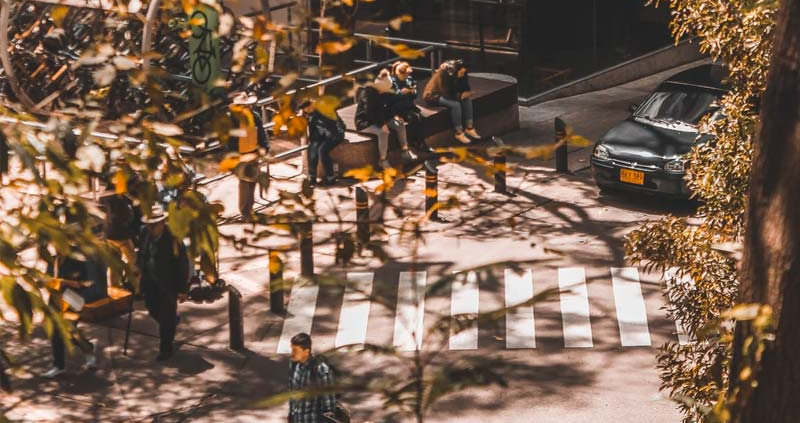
top-left (229, 92), bottom-right (270, 219)
top-left (137, 204), bottom-right (190, 361)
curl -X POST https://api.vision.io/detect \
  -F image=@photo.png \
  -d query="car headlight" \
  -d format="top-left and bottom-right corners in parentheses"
top-left (593, 144), bottom-right (610, 160)
top-left (664, 159), bottom-right (686, 172)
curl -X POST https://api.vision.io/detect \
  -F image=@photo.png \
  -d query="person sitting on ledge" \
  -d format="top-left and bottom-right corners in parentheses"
top-left (355, 69), bottom-right (417, 170)
top-left (299, 99), bottom-right (346, 186)
top-left (423, 59), bottom-right (481, 144)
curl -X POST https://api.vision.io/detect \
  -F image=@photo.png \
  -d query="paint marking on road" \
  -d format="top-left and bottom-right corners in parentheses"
top-left (504, 268), bottom-right (536, 349)
top-left (393, 272), bottom-right (428, 351)
top-left (335, 273), bottom-right (375, 351)
top-left (558, 268), bottom-right (593, 348)
top-left (449, 271), bottom-right (480, 350)
top-left (277, 281), bottom-right (320, 354)
top-left (611, 267), bottom-right (652, 347)
top-left (665, 267), bottom-right (692, 345)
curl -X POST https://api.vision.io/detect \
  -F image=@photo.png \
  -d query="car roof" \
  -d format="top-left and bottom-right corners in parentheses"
top-left (662, 64), bottom-right (729, 92)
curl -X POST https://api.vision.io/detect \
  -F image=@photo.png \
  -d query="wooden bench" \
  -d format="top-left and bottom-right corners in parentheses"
top-left (329, 75), bottom-right (519, 174)
top-left (64, 286), bottom-right (133, 323)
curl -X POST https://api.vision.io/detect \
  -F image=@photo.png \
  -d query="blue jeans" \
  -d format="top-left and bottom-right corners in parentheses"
top-left (437, 97), bottom-right (474, 132)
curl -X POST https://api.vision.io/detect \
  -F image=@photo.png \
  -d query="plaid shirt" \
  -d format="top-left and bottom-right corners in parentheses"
top-left (288, 357), bottom-right (336, 423)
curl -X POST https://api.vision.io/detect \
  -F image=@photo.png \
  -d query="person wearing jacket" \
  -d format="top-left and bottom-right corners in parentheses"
top-left (423, 59), bottom-right (481, 144)
top-left (137, 204), bottom-right (190, 361)
top-left (355, 69), bottom-right (417, 170)
top-left (390, 61), bottom-right (430, 153)
top-left (300, 100), bottom-right (346, 186)
top-left (228, 92), bottom-right (270, 219)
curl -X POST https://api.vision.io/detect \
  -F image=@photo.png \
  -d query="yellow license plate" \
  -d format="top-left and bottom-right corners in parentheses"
top-left (620, 168), bottom-right (645, 185)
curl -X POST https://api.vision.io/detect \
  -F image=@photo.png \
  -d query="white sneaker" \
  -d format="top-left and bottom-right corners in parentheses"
top-left (84, 354), bottom-right (97, 370)
top-left (465, 128), bottom-right (481, 139)
top-left (44, 367), bottom-right (65, 378)
top-left (455, 132), bottom-right (471, 144)
top-left (379, 159), bottom-right (392, 170)
top-left (404, 149), bottom-right (418, 160)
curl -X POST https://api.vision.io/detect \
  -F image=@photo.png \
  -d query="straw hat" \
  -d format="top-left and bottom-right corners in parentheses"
top-left (142, 203), bottom-right (168, 224)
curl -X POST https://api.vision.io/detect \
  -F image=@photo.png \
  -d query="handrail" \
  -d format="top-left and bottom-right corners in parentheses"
top-left (255, 44), bottom-right (439, 107)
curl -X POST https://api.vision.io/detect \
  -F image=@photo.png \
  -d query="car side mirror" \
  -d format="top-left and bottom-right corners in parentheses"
top-left (629, 103), bottom-right (639, 113)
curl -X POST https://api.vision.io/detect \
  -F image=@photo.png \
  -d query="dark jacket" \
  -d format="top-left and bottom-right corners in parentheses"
top-left (308, 110), bottom-right (346, 145)
top-left (137, 229), bottom-right (190, 298)
top-left (389, 75), bottom-right (420, 118)
top-left (48, 257), bottom-right (108, 304)
top-left (355, 86), bottom-right (388, 130)
top-left (228, 110), bottom-right (270, 153)
top-left (423, 70), bottom-right (471, 105)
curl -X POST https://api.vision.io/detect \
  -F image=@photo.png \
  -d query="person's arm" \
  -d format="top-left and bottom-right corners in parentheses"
top-left (316, 363), bottom-right (337, 413)
top-left (254, 111), bottom-right (270, 152)
top-left (175, 240), bottom-right (190, 300)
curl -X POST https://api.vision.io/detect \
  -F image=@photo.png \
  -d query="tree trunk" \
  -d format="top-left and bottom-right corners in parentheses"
top-left (738, 0), bottom-right (800, 422)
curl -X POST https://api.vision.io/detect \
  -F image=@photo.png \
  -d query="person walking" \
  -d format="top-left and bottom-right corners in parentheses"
top-left (300, 99), bottom-right (346, 186)
top-left (423, 59), bottom-right (481, 144)
top-left (288, 333), bottom-right (337, 423)
top-left (137, 204), bottom-right (190, 361)
top-left (229, 92), bottom-right (270, 219)
top-left (101, 172), bottom-right (140, 294)
top-left (44, 253), bottom-right (107, 378)
top-left (355, 69), bottom-right (416, 170)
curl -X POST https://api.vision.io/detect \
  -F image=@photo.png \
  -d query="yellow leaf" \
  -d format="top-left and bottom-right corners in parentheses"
top-left (220, 156), bottom-right (241, 172)
top-left (113, 170), bottom-right (128, 194)
top-left (343, 166), bottom-right (374, 182)
top-left (316, 39), bottom-right (355, 55)
top-left (389, 15), bottom-right (413, 31)
top-left (287, 116), bottom-right (308, 139)
top-left (269, 251), bottom-right (283, 273)
top-left (383, 43), bottom-right (426, 60)
top-left (315, 95), bottom-right (341, 121)
top-left (566, 134), bottom-right (592, 147)
top-left (51, 6), bottom-right (69, 27)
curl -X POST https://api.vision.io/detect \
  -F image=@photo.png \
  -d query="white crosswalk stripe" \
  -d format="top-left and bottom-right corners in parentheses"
top-left (611, 268), bottom-right (651, 347)
top-left (335, 273), bottom-right (375, 351)
top-left (271, 267), bottom-right (676, 353)
top-left (449, 271), bottom-right (480, 350)
top-left (664, 268), bottom-right (693, 345)
top-left (393, 271), bottom-right (428, 351)
top-left (558, 268), bottom-right (594, 348)
top-left (277, 280), bottom-right (319, 354)
top-left (504, 268), bottom-right (536, 349)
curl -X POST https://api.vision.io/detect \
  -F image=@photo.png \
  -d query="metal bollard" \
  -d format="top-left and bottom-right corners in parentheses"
top-left (299, 221), bottom-right (314, 278)
top-left (425, 162), bottom-right (439, 220)
top-left (228, 285), bottom-right (245, 351)
top-left (0, 132), bottom-right (8, 180)
top-left (355, 187), bottom-right (370, 246)
top-left (555, 117), bottom-right (568, 174)
top-left (494, 151), bottom-right (508, 194)
top-left (269, 251), bottom-right (285, 314)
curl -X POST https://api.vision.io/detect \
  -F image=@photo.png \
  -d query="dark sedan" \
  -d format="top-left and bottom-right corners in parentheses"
top-left (591, 64), bottom-right (728, 197)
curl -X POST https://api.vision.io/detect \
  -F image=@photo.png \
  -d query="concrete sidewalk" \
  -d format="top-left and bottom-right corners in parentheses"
top-left (1, 62), bottom-right (706, 422)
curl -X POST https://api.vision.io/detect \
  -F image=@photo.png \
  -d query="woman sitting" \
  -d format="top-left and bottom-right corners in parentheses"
top-left (423, 59), bottom-right (481, 144)
top-left (390, 61), bottom-right (430, 153)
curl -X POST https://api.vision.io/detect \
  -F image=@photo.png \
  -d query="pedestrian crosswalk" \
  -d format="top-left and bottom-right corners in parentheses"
top-left (273, 267), bottom-right (681, 354)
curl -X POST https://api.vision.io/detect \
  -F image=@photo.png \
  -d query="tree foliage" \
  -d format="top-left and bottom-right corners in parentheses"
top-left (628, 1), bottom-right (778, 421)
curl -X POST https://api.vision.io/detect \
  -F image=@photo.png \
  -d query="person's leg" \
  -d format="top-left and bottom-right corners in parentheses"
top-left (238, 179), bottom-right (256, 216)
top-left (437, 97), bottom-right (464, 132)
top-left (461, 98), bottom-right (474, 129)
top-left (319, 138), bottom-right (337, 181)
top-left (51, 328), bottom-right (66, 370)
top-left (362, 125), bottom-right (390, 167)
top-left (70, 323), bottom-right (96, 368)
top-left (388, 118), bottom-right (409, 149)
top-left (157, 297), bottom-right (178, 357)
top-left (307, 141), bottom-right (320, 181)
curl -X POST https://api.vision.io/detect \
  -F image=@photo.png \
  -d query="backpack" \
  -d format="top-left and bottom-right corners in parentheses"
top-left (310, 356), bottom-right (351, 423)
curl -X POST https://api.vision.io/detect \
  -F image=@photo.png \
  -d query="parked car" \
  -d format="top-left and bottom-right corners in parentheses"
top-left (590, 64), bottom-right (729, 197)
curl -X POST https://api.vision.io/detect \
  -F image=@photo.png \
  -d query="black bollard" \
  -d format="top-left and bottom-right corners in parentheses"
top-left (355, 187), bottom-right (370, 246)
top-left (425, 161), bottom-right (439, 220)
top-left (494, 151), bottom-right (508, 194)
top-left (0, 132), bottom-right (8, 181)
top-left (228, 285), bottom-right (245, 351)
top-left (555, 118), bottom-right (568, 173)
top-left (269, 251), bottom-right (284, 314)
top-left (299, 221), bottom-right (314, 278)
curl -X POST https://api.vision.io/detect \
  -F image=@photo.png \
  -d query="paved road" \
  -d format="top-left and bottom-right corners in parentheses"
top-left (2, 61), bottom-right (708, 422)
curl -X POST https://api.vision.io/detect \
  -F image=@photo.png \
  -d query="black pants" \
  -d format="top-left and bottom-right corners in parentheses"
top-left (51, 322), bottom-right (93, 369)
top-left (308, 138), bottom-right (338, 180)
top-left (144, 286), bottom-right (178, 354)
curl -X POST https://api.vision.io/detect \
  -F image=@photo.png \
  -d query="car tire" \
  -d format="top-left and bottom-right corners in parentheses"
top-left (597, 184), bottom-right (617, 196)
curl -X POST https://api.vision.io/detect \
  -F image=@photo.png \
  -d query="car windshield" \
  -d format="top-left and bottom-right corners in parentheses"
top-left (635, 84), bottom-right (721, 126)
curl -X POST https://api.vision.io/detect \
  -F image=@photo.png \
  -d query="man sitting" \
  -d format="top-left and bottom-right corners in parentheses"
top-left (300, 99), bottom-right (347, 186)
